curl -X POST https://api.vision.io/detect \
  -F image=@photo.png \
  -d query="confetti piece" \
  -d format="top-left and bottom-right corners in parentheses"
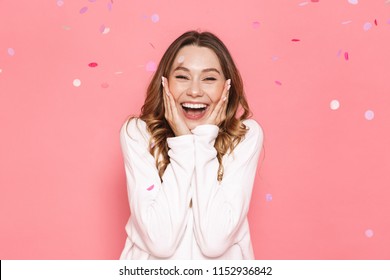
top-left (0, 69), bottom-right (3, 74)
top-left (151, 14), bottom-right (160, 23)
top-left (88, 62), bottom-right (98, 67)
top-left (344, 51), bottom-right (349, 60)
top-left (177, 56), bottom-right (185, 63)
top-left (341, 20), bottom-right (352, 25)
top-left (363, 22), bottom-right (373, 31)
top-left (101, 82), bottom-right (109, 88)
top-left (365, 229), bottom-right (374, 238)
top-left (146, 185), bottom-right (154, 191)
top-left (348, 0), bottom-right (358, 4)
top-left (146, 61), bottom-right (157, 72)
top-left (291, 39), bottom-right (301, 42)
top-left (337, 49), bottom-right (342, 57)
top-left (7, 48), bottom-right (15, 56)
top-left (252, 21), bottom-right (260, 29)
top-left (149, 42), bottom-right (155, 49)
top-left (79, 6), bottom-right (88, 14)
top-left (265, 194), bottom-right (273, 202)
top-left (107, 2), bottom-right (113, 11)
top-left (311, 0), bottom-right (320, 2)
top-left (88, 0), bottom-right (97, 2)
top-left (275, 80), bottom-right (282, 86)
top-left (114, 71), bottom-right (123, 75)
top-left (330, 100), bottom-right (340, 110)
top-left (298, 1), bottom-right (309, 6)
top-left (73, 79), bottom-right (81, 87)
top-left (272, 55), bottom-right (279, 61)
top-left (56, 0), bottom-right (64, 7)
top-left (365, 110), bottom-right (374, 120)
top-left (100, 25), bottom-right (110, 34)
top-left (62, 25), bottom-right (71, 31)
top-left (374, 19), bottom-right (378, 25)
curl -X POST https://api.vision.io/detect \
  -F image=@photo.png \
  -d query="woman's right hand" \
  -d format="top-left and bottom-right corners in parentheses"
top-left (162, 76), bottom-right (191, 136)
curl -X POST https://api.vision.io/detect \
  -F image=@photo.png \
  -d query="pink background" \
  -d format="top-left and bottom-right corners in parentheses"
top-left (1, 0), bottom-right (389, 259)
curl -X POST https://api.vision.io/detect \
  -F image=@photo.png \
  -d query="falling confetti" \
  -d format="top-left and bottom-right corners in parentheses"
top-left (365, 229), bottom-right (374, 238)
top-left (337, 49), bottom-right (342, 57)
top-left (79, 6), bottom-right (88, 14)
top-left (149, 42), bottom-right (155, 49)
top-left (146, 61), bottom-right (157, 72)
top-left (88, 0), bottom-right (97, 2)
top-left (298, 1), bottom-right (309, 6)
top-left (7, 48), bottom-right (15, 56)
top-left (374, 19), bottom-right (378, 25)
top-left (73, 79), bottom-right (81, 87)
top-left (365, 110), bottom-right (374, 120)
top-left (0, 69), bottom-right (3, 74)
top-left (88, 62), bottom-right (98, 68)
top-left (344, 52), bottom-right (349, 60)
top-left (341, 20), bottom-right (352, 25)
top-left (151, 14), bottom-right (160, 23)
top-left (363, 22), bottom-right (373, 31)
top-left (114, 71), bottom-right (123, 75)
top-left (100, 25), bottom-right (110, 34)
top-left (275, 80), bottom-right (282, 86)
top-left (146, 185), bottom-right (154, 191)
top-left (265, 194), bottom-right (273, 202)
top-left (348, 0), bottom-right (358, 4)
top-left (311, 0), bottom-right (320, 2)
top-left (330, 100), bottom-right (340, 110)
top-left (101, 82), bottom-right (109, 89)
top-left (107, 2), bottom-right (113, 11)
top-left (252, 21), bottom-right (260, 29)
top-left (291, 39), bottom-right (301, 42)
top-left (62, 25), bottom-right (71, 31)
top-left (56, 0), bottom-right (64, 7)
top-left (272, 55), bottom-right (279, 61)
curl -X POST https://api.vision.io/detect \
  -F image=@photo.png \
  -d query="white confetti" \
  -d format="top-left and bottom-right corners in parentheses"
top-left (73, 79), bottom-right (81, 87)
top-left (348, 0), bottom-right (358, 4)
top-left (330, 100), bottom-right (340, 110)
top-left (365, 110), bottom-right (374, 120)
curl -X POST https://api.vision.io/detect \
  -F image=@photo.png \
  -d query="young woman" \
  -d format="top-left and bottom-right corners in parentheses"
top-left (119, 30), bottom-right (263, 259)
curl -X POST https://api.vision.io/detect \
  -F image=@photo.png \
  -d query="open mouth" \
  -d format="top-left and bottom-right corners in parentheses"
top-left (181, 103), bottom-right (209, 120)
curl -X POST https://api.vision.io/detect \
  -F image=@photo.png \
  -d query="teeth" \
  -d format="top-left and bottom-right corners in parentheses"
top-left (182, 103), bottom-right (207, 109)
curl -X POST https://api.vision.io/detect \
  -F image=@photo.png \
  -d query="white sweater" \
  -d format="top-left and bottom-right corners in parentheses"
top-left (119, 118), bottom-right (263, 260)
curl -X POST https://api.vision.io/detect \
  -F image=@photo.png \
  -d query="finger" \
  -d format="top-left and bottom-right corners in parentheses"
top-left (213, 80), bottom-right (230, 121)
top-left (216, 80), bottom-right (230, 124)
top-left (162, 77), bottom-right (171, 120)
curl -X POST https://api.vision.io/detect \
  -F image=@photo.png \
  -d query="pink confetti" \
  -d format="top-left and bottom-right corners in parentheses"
top-left (311, 0), bottom-right (319, 2)
top-left (374, 19), bottom-right (378, 26)
top-left (146, 61), bottom-right (157, 72)
top-left (252, 21), bottom-right (260, 29)
top-left (363, 22), bottom-right (373, 31)
top-left (344, 52), bottom-right (349, 60)
top-left (101, 82), bottom-right (109, 89)
top-left (365, 229), bottom-right (374, 238)
top-left (291, 39), bottom-right (301, 42)
top-left (88, 0), bottom-right (97, 2)
top-left (107, 2), bottom-right (113, 11)
top-left (299, 2), bottom-right (309, 6)
top-left (88, 62), bottom-right (98, 67)
top-left (79, 6), bottom-right (88, 14)
top-left (275, 80), bottom-right (282, 86)
top-left (151, 14), bottom-right (160, 23)
top-left (337, 49), bottom-right (342, 57)
top-left (7, 48), bottom-right (15, 56)
top-left (149, 42), bottom-right (155, 49)
top-left (265, 194), bottom-right (273, 202)
top-left (56, 0), bottom-right (64, 7)
top-left (146, 185), bottom-right (154, 191)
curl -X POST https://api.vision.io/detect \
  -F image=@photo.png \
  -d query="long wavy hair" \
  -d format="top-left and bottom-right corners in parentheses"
top-left (127, 30), bottom-right (252, 182)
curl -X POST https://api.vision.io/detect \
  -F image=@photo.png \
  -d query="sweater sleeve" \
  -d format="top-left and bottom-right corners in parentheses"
top-left (191, 119), bottom-right (263, 257)
top-left (120, 118), bottom-right (194, 258)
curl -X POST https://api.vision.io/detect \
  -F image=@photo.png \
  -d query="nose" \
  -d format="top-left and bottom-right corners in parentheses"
top-left (187, 81), bottom-right (203, 97)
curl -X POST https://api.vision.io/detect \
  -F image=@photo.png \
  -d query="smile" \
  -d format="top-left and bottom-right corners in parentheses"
top-left (181, 102), bottom-right (209, 120)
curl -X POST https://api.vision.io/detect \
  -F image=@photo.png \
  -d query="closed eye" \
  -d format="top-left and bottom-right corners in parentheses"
top-left (203, 77), bottom-right (217, 81)
top-left (175, 75), bottom-right (189, 80)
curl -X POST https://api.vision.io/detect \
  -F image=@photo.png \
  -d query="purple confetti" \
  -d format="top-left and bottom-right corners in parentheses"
top-left (365, 229), bottom-right (374, 238)
top-left (146, 185), bottom-right (154, 191)
top-left (107, 2), bottom-right (113, 11)
top-left (265, 194), bottom-right (273, 202)
top-left (363, 22), bottom-right (373, 31)
top-left (151, 14), bottom-right (160, 23)
top-left (365, 110), bottom-right (374, 120)
top-left (7, 48), bottom-right (15, 56)
top-left (146, 61), bottom-right (157, 72)
top-left (79, 6), bottom-right (88, 14)
top-left (337, 49), bottom-right (342, 57)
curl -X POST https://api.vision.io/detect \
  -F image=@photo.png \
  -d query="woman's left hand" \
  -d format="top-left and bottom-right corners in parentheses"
top-left (204, 79), bottom-right (231, 126)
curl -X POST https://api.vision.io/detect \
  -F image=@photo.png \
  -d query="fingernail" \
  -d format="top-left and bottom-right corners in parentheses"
top-left (161, 76), bottom-right (165, 86)
top-left (223, 95), bottom-right (227, 101)
top-left (227, 79), bottom-right (231, 85)
top-left (227, 84), bottom-right (231, 91)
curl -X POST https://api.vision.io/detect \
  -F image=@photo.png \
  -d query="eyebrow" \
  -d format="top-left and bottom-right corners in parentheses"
top-left (172, 66), bottom-right (221, 75)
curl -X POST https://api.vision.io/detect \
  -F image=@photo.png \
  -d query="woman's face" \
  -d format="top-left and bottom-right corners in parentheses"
top-left (168, 45), bottom-right (226, 130)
